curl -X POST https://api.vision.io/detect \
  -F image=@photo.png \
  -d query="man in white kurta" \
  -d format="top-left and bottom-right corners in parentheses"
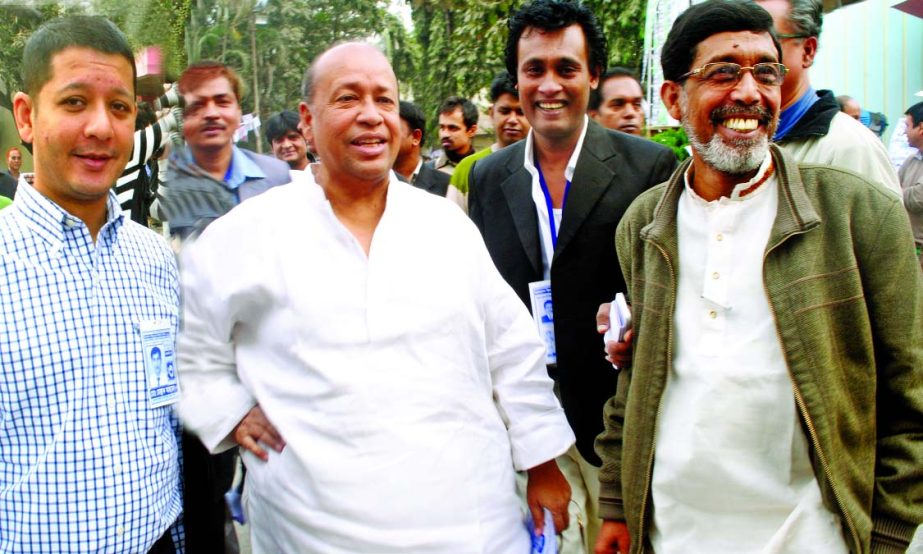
top-left (177, 42), bottom-right (575, 553)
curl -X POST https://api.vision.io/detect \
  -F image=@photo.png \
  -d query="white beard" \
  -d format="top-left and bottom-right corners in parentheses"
top-left (680, 91), bottom-right (770, 175)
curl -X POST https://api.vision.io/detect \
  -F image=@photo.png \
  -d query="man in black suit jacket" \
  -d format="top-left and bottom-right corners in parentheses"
top-left (414, 162), bottom-right (451, 197)
top-left (0, 172), bottom-right (16, 200)
top-left (469, 1), bottom-right (676, 550)
top-left (394, 100), bottom-right (453, 199)
top-left (0, 146), bottom-right (22, 199)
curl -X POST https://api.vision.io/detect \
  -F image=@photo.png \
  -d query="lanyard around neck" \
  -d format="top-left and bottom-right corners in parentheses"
top-left (535, 157), bottom-right (571, 249)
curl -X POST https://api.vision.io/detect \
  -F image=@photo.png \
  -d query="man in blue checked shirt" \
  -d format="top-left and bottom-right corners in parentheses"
top-left (0, 16), bottom-right (183, 553)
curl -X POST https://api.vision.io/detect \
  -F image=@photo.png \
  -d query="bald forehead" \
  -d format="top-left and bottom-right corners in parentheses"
top-left (318, 43), bottom-right (385, 65)
top-left (316, 44), bottom-right (395, 82)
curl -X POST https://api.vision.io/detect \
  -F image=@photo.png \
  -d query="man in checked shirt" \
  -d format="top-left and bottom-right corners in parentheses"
top-left (0, 16), bottom-right (183, 553)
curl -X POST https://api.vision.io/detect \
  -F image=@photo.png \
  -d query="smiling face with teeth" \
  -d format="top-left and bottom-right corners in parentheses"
top-left (13, 47), bottom-right (136, 224)
top-left (661, 31), bottom-right (781, 186)
top-left (516, 24), bottom-right (599, 149)
top-left (300, 43), bottom-right (401, 190)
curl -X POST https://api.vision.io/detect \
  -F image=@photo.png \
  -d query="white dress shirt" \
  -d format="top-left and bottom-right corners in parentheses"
top-left (177, 172), bottom-right (574, 553)
top-left (650, 155), bottom-right (848, 553)
top-left (522, 116), bottom-right (590, 280)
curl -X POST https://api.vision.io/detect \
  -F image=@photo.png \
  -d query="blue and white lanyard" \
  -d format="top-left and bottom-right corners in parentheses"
top-left (535, 158), bottom-right (571, 248)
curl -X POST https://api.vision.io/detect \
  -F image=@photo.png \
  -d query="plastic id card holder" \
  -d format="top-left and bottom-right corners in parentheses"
top-left (140, 319), bottom-right (180, 408)
top-left (529, 280), bottom-right (556, 365)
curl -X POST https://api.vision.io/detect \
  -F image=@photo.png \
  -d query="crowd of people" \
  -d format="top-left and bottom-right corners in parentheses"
top-left (0, 0), bottom-right (921, 553)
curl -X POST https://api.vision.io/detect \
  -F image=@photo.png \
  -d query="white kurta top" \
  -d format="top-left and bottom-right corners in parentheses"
top-left (650, 156), bottom-right (848, 553)
top-left (177, 171), bottom-right (574, 553)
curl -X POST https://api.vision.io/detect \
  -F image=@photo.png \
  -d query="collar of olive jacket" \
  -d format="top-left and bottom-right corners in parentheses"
top-left (639, 144), bottom-right (822, 261)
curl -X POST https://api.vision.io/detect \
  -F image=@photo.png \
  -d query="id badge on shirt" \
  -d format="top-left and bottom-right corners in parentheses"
top-left (140, 319), bottom-right (180, 407)
top-left (529, 280), bottom-right (557, 365)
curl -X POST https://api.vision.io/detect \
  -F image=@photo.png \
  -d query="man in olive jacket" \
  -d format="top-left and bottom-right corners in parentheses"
top-left (594, 2), bottom-right (923, 553)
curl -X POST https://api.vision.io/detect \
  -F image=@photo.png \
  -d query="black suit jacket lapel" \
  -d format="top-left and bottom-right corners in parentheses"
top-left (414, 165), bottom-right (440, 196)
top-left (555, 121), bottom-right (618, 258)
top-left (500, 149), bottom-right (542, 276)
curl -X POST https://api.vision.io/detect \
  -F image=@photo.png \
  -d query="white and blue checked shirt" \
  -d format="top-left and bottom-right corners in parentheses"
top-left (0, 182), bottom-right (183, 552)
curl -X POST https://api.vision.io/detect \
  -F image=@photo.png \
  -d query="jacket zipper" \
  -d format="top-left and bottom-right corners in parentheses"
top-left (636, 239), bottom-right (676, 553)
top-left (762, 238), bottom-right (862, 553)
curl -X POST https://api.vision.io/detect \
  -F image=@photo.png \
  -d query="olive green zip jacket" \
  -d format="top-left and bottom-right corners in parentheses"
top-left (596, 144), bottom-right (923, 553)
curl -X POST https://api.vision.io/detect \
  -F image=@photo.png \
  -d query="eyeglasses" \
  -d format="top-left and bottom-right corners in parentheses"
top-left (777, 33), bottom-right (811, 40)
top-left (678, 62), bottom-right (788, 87)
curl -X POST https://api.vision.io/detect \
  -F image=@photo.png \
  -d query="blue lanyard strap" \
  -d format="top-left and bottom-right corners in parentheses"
top-left (535, 158), bottom-right (571, 249)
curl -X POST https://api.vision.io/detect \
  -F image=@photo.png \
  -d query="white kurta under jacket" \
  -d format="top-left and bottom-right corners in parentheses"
top-left (177, 171), bottom-right (575, 553)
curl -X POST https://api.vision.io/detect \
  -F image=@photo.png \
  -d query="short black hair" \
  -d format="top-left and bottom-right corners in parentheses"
top-left (136, 101), bottom-right (157, 131)
top-left (265, 110), bottom-right (302, 144)
top-left (907, 101), bottom-right (923, 128)
top-left (22, 16), bottom-right (136, 98)
top-left (179, 61), bottom-right (244, 102)
top-left (661, 0), bottom-right (781, 83)
top-left (438, 96), bottom-right (478, 129)
top-left (588, 67), bottom-right (640, 111)
top-left (505, 0), bottom-right (608, 85)
top-left (400, 101), bottom-right (427, 145)
top-left (489, 71), bottom-right (519, 103)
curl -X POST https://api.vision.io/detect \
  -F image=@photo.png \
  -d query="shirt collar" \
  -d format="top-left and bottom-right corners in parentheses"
top-left (183, 144), bottom-right (266, 190)
top-left (774, 87), bottom-right (819, 141)
top-left (225, 145), bottom-right (266, 189)
top-left (683, 151), bottom-right (774, 203)
top-left (15, 178), bottom-right (124, 246)
top-left (523, 115), bottom-right (589, 182)
top-left (410, 159), bottom-right (423, 184)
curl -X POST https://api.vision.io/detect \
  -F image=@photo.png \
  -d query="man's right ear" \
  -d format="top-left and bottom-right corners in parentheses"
top-left (12, 92), bottom-right (35, 144)
top-left (660, 81), bottom-right (683, 122)
top-left (412, 128), bottom-right (423, 147)
top-left (298, 101), bottom-right (314, 143)
top-left (801, 36), bottom-right (818, 68)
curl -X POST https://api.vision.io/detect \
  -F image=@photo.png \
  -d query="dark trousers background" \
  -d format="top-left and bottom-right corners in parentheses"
top-left (182, 431), bottom-right (237, 554)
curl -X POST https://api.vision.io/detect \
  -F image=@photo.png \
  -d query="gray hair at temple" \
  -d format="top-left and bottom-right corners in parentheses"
top-left (784, 0), bottom-right (824, 39)
top-left (301, 59), bottom-right (318, 103)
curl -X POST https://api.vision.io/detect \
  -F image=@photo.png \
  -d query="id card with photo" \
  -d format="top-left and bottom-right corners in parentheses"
top-left (528, 280), bottom-right (556, 365)
top-left (140, 319), bottom-right (180, 408)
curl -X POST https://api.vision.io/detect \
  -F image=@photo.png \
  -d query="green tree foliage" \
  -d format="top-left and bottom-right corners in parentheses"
top-left (405, 0), bottom-right (647, 149)
top-left (187, 0), bottom-right (410, 151)
top-left (0, 4), bottom-right (65, 112)
top-left (0, 1), bottom-right (190, 112)
top-left (649, 126), bottom-right (689, 161)
top-left (94, 0), bottom-right (192, 78)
